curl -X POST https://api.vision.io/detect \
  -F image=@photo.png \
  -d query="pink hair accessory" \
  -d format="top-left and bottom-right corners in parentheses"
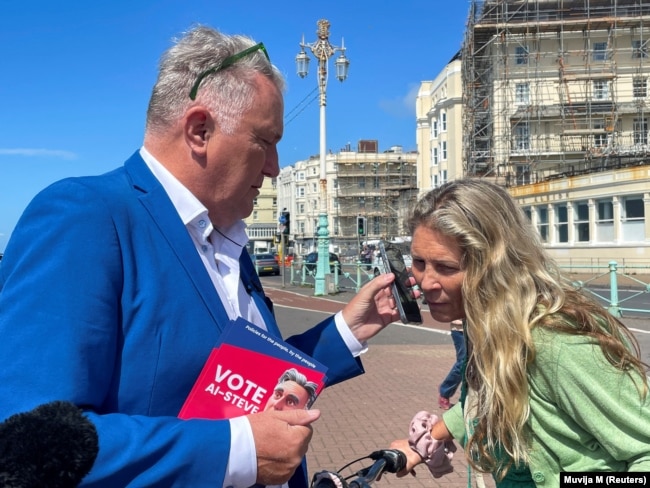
top-left (408, 410), bottom-right (456, 478)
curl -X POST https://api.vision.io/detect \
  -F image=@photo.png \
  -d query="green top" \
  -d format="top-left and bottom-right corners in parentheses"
top-left (443, 326), bottom-right (650, 487)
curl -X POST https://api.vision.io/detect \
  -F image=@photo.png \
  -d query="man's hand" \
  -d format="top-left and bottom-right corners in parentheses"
top-left (248, 408), bottom-right (321, 485)
top-left (342, 273), bottom-right (419, 343)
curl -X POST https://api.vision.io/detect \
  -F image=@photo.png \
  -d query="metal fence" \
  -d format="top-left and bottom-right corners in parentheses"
top-left (285, 260), bottom-right (650, 317)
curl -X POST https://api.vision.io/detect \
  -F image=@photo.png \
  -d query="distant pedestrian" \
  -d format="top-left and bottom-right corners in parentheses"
top-left (437, 319), bottom-right (465, 410)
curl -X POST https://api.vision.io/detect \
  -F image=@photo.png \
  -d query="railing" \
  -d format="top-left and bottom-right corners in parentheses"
top-left (285, 260), bottom-right (650, 318)
top-left (559, 261), bottom-right (650, 317)
top-left (288, 260), bottom-right (376, 292)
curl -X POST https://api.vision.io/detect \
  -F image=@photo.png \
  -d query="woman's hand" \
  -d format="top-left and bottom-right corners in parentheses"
top-left (388, 439), bottom-right (424, 477)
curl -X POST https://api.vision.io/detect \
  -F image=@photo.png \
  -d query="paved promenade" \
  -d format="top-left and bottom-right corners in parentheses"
top-left (264, 280), bottom-right (649, 488)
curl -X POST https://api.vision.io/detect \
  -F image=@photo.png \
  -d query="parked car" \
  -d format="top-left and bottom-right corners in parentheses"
top-left (304, 252), bottom-right (341, 273)
top-left (274, 252), bottom-right (295, 267)
top-left (251, 253), bottom-right (280, 276)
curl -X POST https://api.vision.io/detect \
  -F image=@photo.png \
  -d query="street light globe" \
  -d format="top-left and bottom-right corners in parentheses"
top-left (335, 53), bottom-right (350, 82)
top-left (295, 50), bottom-right (310, 78)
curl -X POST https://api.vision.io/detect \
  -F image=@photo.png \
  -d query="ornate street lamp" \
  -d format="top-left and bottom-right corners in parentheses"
top-left (296, 19), bottom-right (349, 296)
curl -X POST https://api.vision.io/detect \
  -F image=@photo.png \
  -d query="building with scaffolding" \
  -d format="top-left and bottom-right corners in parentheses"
top-left (461, 0), bottom-right (650, 264)
top-left (278, 140), bottom-right (418, 258)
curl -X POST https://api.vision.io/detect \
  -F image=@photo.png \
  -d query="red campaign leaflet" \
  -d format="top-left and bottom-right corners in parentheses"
top-left (179, 318), bottom-right (328, 420)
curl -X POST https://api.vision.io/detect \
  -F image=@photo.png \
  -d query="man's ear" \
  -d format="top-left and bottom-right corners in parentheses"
top-left (184, 106), bottom-right (214, 156)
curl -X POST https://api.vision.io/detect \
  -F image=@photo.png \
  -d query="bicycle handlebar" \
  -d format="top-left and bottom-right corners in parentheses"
top-left (311, 449), bottom-right (406, 488)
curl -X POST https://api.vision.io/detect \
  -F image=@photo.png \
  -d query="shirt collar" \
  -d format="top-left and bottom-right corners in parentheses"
top-left (139, 146), bottom-right (249, 248)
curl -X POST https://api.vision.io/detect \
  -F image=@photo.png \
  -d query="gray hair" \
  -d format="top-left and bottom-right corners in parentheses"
top-left (145, 25), bottom-right (285, 135)
top-left (275, 368), bottom-right (318, 407)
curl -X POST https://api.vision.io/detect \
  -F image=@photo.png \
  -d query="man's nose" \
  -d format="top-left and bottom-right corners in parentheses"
top-left (264, 146), bottom-right (280, 177)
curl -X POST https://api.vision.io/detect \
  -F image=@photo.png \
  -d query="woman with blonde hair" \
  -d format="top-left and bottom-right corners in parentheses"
top-left (391, 178), bottom-right (650, 486)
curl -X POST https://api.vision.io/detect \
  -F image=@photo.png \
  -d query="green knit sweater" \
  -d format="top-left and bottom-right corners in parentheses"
top-left (443, 327), bottom-right (650, 487)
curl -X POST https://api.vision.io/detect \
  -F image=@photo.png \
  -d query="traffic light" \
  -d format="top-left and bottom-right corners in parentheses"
top-left (279, 210), bottom-right (290, 235)
top-left (357, 216), bottom-right (366, 236)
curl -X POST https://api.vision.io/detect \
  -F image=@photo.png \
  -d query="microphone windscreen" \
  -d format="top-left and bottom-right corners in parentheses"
top-left (0, 401), bottom-right (99, 488)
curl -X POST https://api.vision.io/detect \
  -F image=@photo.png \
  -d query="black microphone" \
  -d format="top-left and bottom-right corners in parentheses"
top-left (0, 400), bottom-right (99, 488)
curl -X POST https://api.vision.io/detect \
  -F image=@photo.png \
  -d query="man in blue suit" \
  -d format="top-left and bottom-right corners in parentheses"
top-left (0, 26), bottom-right (407, 487)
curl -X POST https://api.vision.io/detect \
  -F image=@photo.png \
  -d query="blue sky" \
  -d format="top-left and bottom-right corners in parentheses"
top-left (0, 0), bottom-right (469, 251)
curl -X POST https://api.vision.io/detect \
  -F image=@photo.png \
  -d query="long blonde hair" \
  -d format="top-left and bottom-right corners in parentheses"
top-left (409, 178), bottom-right (648, 477)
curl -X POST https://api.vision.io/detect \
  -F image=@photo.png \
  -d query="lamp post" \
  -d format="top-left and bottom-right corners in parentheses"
top-left (296, 19), bottom-right (350, 296)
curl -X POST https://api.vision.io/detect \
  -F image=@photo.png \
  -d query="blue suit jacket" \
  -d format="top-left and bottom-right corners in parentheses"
top-left (0, 152), bottom-right (364, 487)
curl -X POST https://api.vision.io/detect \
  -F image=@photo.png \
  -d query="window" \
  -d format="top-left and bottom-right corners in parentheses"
top-left (296, 187), bottom-right (305, 198)
top-left (515, 83), bottom-right (530, 105)
top-left (596, 199), bottom-right (614, 242)
top-left (358, 179), bottom-right (366, 189)
top-left (513, 122), bottom-right (530, 151)
top-left (440, 170), bottom-right (448, 186)
top-left (441, 112), bottom-right (447, 132)
top-left (515, 45), bottom-right (529, 65)
top-left (624, 197), bottom-right (644, 221)
top-left (272, 197), bottom-right (277, 207)
top-left (575, 201), bottom-right (590, 242)
top-left (297, 171), bottom-right (305, 181)
top-left (298, 203), bottom-right (305, 213)
top-left (633, 39), bottom-right (649, 58)
top-left (593, 41), bottom-right (608, 61)
top-left (441, 141), bottom-right (448, 160)
top-left (537, 206), bottom-right (549, 243)
top-left (593, 120), bottom-right (607, 147)
top-left (432, 119), bottom-right (438, 138)
top-left (622, 196), bottom-right (645, 242)
top-left (253, 210), bottom-right (258, 221)
top-left (593, 80), bottom-right (609, 100)
top-left (516, 165), bottom-right (531, 185)
top-left (634, 77), bottom-right (648, 98)
top-left (555, 204), bottom-right (568, 243)
top-left (432, 147), bottom-right (439, 165)
top-left (634, 118), bottom-right (648, 145)
top-left (253, 197), bottom-right (258, 206)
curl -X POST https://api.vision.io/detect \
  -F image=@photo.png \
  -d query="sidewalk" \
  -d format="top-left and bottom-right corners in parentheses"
top-left (305, 343), bottom-right (492, 488)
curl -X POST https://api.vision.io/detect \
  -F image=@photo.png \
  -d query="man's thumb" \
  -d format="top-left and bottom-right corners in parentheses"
top-left (277, 408), bottom-right (321, 426)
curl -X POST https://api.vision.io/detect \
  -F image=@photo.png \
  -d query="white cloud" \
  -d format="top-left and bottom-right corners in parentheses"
top-left (378, 83), bottom-right (420, 118)
top-left (0, 148), bottom-right (77, 160)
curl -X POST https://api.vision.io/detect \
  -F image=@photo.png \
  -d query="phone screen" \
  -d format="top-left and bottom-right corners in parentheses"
top-left (379, 241), bottom-right (422, 324)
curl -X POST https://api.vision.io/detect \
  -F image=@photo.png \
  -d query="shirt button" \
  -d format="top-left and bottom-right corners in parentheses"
top-left (201, 245), bottom-right (208, 252)
top-left (532, 471), bottom-right (545, 482)
top-left (198, 219), bottom-right (207, 228)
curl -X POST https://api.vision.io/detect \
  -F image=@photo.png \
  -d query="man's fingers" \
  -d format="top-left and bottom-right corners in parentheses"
top-left (270, 408), bottom-right (321, 426)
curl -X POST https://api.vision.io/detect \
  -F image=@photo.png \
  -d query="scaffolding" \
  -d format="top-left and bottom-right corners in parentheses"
top-left (462, 0), bottom-right (650, 186)
top-left (334, 141), bottom-right (418, 242)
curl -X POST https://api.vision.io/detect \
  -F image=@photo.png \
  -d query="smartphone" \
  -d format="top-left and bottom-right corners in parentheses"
top-left (378, 241), bottom-right (422, 324)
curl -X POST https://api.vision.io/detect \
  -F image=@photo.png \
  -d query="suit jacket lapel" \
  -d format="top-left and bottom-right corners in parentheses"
top-left (239, 249), bottom-right (281, 337)
top-left (123, 152), bottom-right (232, 333)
